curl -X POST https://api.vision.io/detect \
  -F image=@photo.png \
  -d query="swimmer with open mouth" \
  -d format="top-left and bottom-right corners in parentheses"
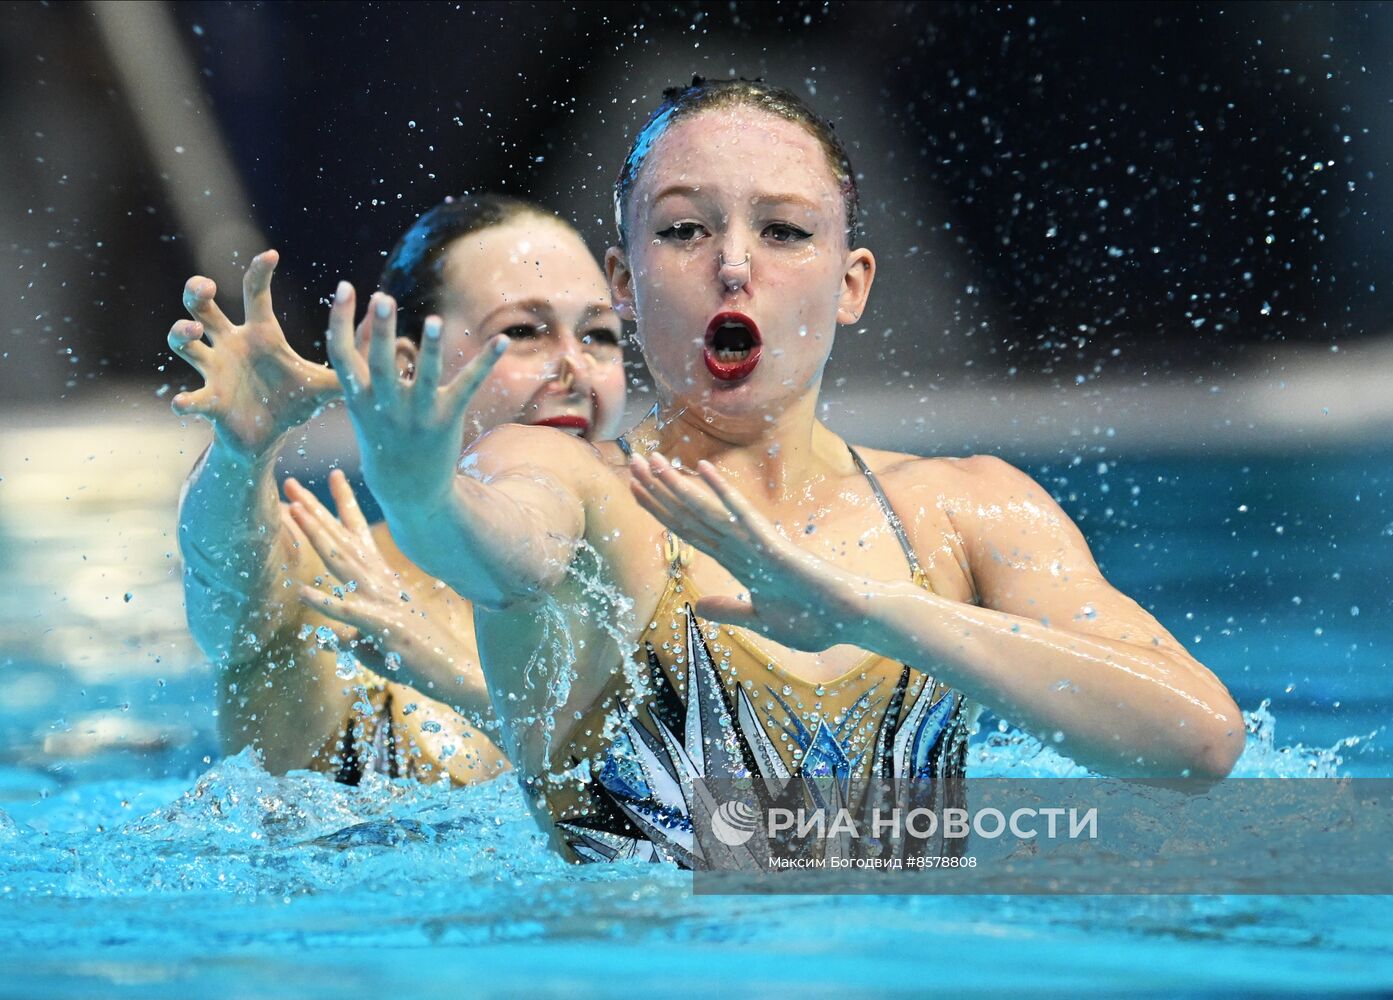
top-left (327, 78), bottom-right (1243, 866)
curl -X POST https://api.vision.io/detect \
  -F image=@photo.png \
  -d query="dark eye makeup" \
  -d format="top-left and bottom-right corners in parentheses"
top-left (656, 221), bottom-right (706, 241)
top-left (764, 222), bottom-right (813, 242)
top-left (582, 328), bottom-right (621, 346)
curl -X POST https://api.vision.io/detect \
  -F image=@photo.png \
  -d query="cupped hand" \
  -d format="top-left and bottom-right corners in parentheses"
top-left (285, 469), bottom-right (478, 691)
top-left (168, 250), bottom-right (340, 459)
top-left (628, 453), bottom-right (865, 653)
top-left (325, 284), bottom-right (507, 513)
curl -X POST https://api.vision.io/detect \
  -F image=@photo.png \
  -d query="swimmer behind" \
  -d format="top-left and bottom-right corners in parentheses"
top-left (172, 196), bottom-right (625, 785)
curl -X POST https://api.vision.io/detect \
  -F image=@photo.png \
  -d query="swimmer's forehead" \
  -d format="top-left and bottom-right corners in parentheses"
top-left (633, 107), bottom-right (844, 219)
top-left (440, 218), bottom-right (613, 323)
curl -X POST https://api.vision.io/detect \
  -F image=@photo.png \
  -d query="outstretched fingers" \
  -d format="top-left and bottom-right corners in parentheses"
top-left (326, 281), bottom-right (368, 395)
top-left (648, 453), bottom-right (746, 535)
top-left (285, 478), bottom-right (354, 566)
top-left (696, 460), bottom-right (775, 540)
top-left (440, 334), bottom-right (509, 420)
top-left (241, 249), bottom-right (279, 325)
top-left (182, 276), bottom-right (234, 339)
top-left (366, 294), bottom-right (401, 402)
top-left (628, 456), bottom-right (688, 526)
top-left (410, 316), bottom-right (445, 407)
top-left (167, 319), bottom-right (212, 375)
top-left (171, 384), bottom-right (218, 418)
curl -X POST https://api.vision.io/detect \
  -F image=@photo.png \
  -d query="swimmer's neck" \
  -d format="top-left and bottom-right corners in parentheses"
top-left (631, 385), bottom-right (850, 500)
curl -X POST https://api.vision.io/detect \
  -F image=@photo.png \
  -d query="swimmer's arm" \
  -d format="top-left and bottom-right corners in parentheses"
top-left (170, 252), bottom-right (341, 663)
top-left (382, 423), bottom-right (591, 610)
top-left (168, 254), bottom-right (353, 765)
top-left (853, 456), bottom-right (1245, 779)
top-left (325, 288), bottom-right (585, 609)
top-left (178, 440), bottom-right (298, 657)
top-left (179, 444), bottom-right (360, 769)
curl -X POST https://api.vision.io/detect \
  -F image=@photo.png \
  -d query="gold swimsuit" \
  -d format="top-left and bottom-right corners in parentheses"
top-left (321, 675), bottom-right (491, 786)
top-left (322, 679), bottom-right (421, 785)
top-left (548, 443), bottom-right (977, 866)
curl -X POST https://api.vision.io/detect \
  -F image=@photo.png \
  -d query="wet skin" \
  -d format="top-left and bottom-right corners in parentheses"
top-left (330, 108), bottom-right (1245, 846)
top-left (173, 218), bottom-right (624, 783)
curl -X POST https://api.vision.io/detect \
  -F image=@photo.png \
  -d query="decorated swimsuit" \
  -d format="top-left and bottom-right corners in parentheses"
top-left (547, 440), bottom-right (979, 867)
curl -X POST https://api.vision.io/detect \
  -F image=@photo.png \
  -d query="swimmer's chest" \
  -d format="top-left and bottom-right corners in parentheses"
top-left (595, 487), bottom-right (973, 686)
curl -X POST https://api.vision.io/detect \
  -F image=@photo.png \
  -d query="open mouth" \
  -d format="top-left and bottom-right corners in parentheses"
top-left (532, 414), bottom-right (591, 437)
top-left (703, 312), bottom-right (762, 382)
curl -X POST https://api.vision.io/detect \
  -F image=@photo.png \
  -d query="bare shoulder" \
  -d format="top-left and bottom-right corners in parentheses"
top-left (848, 444), bottom-right (992, 498)
top-left (940, 454), bottom-right (1054, 506)
top-left (853, 447), bottom-right (1069, 531)
top-left (949, 454), bottom-right (1070, 523)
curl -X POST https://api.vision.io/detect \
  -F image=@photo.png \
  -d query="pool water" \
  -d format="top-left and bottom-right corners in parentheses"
top-left (1, 441), bottom-right (1390, 995)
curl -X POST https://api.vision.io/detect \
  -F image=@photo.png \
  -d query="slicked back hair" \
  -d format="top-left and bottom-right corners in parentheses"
top-left (379, 195), bottom-right (570, 343)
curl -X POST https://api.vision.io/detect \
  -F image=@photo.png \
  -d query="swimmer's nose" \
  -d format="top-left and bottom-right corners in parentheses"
top-left (551, 331), bottom-right (591, 392)
top-left (555, 352), bottom-right (577, 391)
top-left (718, 243), bottom-right (752, 292)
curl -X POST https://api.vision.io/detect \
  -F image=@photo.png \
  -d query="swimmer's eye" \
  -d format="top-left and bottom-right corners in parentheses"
top-left (656, 221), bottom-right (707, 242)
top-left (501, 323), bottom-right (541, 339)
top-left (764, 222), bottom-right (813, 243)
top-left (581, 328), bottom-right (621, 347)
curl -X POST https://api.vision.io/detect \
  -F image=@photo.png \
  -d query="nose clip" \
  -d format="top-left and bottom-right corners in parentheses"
top-left (553, 354), bottom-right (577, 391)
top-left (718, 250), bottom-right (751, 291)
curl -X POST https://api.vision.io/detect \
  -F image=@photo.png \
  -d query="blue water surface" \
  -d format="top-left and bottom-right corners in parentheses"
top-left (1, 444), bottom-right (1390, 996)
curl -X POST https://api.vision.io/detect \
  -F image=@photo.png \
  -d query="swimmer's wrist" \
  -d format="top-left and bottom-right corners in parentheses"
top-left (205, 432), bottom-right (287, 476)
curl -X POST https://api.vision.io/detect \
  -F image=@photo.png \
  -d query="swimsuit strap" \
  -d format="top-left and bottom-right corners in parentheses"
top-left (847, 445), bottom-right (925, 582)
top-left (623, 434), bottom-right (916, 580)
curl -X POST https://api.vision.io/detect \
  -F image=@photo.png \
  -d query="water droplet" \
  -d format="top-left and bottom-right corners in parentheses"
top-left (335, 650), bottom-right (357, 679)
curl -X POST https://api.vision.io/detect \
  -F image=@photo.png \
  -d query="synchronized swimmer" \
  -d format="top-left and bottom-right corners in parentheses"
top-left (174, 195), bottom-right (625, 785)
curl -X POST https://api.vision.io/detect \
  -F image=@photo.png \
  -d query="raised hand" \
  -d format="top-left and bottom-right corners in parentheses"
top-left (168, 250), bottom-right (341, 460)
top-left (325, 284), bottom-right (507, 513)
top-left (628, 453), bottom-right (866, 653)
top-left (284, 470), bottom-right (485, 705)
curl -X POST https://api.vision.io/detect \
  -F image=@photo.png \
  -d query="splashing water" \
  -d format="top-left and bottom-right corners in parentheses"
top-left (504, 539), bottom-right (641, 781)
top-left (972, 700), bottom-right (1379, 778)
top-left (2, 700), bottom-right (1388, 996)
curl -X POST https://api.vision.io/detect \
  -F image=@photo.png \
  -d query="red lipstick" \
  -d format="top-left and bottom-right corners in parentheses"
top-left (532, 415), bottom-right (591, 435)
top-left (703, 312), bottom-right (762, 382)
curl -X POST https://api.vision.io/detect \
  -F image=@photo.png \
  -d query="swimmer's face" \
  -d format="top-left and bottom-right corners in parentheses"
top-left (435, 217), bottom-right (625, 441)
top-left (607, 107), bottom-right (874, 424)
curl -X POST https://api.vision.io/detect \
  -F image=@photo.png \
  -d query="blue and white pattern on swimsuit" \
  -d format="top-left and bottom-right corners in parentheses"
top-left (557, 604), bottom-right (968, 868)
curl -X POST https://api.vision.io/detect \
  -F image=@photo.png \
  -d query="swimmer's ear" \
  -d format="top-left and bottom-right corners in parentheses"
top-left (395, 337), bottom-right (418, 381)
top-left (836, 247), bottom-right (876, 326)
top-left (605, 246), bottom-right (638, 322)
